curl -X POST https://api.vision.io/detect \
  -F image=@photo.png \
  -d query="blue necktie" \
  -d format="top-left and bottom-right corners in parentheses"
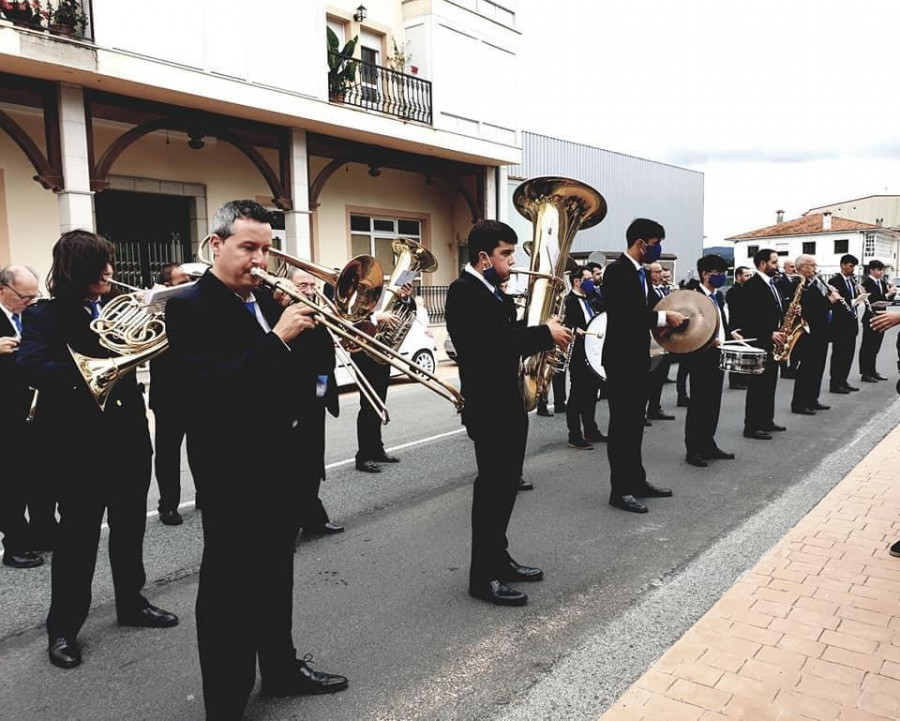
top-left (11, 313), bottom-right (22, 334)
top-left (768, 279), bottom-right (782, 311)
top-left (493, 287), bottom-right (503, 302)
top-left (88, 300), bottom-right (101, 320)
top-left (714, 290), bottom-right (725, 311)
top-left (582, 298), bottom-right (594, 319)
top-left (244, 300), bottom-right (258, 318)
top-left (637, 267), bottom-right (647, 299)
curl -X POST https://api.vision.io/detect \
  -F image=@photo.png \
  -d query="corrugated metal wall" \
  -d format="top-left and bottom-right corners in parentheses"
top-left (507, 132), bottom-right (705, 279)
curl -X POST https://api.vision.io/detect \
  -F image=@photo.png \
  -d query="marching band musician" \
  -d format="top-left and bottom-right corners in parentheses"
top-left (165, 201), bottom-right (347, 719)
top-left (683, 254), bottom-right (737, 467)
top-left (563, 266), bottom-right (605, 450)
top-left (353, 283), bottom-right (414, 473)
top-left (725, 266), bottom-right (753, 390)
top-left (446, 220), bottom-right (572, 606)
top-left (603, 218), bottom-right (685, 514)
top-left (859, 259), bottom-right (896, 383)
top-left (828, 254), bottom-right (867, 394)
top-left (791, 255), bottom-right (841, 415)
top-left (776, 260), bottom-right (801, 379)
top-left (275, 267), bottom-right (344, 539)
top-left (16, 231), bottom-right (178, 670)
top-left (645, 262), bottom-right (676, 423)
top-left (734, 248), bottom-right (787, 440)
top-left (0, 265), bottom-right (48, 568)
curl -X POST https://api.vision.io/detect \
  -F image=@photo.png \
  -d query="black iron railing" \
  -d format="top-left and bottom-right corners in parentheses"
top-left (113, 238), bottom-right (187, 289)
top-left (328, 50), bottom-right (432, 125)
top-left (419, 285), bottom-right (448, 324)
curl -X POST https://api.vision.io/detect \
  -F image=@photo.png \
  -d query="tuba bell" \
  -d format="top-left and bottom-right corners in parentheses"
top-left (513, 176), bottom-right (607, 411)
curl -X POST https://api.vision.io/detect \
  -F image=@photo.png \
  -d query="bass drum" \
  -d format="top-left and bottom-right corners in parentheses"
top-left (583, 312), bottom-right (669, 381)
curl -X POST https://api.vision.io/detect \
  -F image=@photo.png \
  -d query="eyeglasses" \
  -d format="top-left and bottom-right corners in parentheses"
top-left (294, 282), bottom-right (316, 290)
top-left (1, 283), bottom-right (42, 302)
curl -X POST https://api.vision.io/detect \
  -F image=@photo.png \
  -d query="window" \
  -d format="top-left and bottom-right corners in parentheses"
top-left (747, 245), bottom-right (759, 259)
top-left (864, 232), bottom-right (876, 257)
top-left (350, 214), bottom-right (424, 276)
top-left (834, 239), bottom-right (849, 254)
top-left (802, 241), bottom-right (816, 255)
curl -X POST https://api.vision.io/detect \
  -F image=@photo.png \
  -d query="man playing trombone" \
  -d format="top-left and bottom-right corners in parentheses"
top-left (165, 200), bottom-right (348, 719)
top-left (446, 220), bottom-right (572, 606)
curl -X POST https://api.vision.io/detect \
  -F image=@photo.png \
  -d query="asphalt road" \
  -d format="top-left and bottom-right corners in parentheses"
top-left (2, 329), bottom-right (899, 721)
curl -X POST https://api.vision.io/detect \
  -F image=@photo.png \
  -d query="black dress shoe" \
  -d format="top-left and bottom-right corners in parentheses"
top-left (890, 540), bottom-right (900, 558)
top-left (2, 550), bottom-right (44, 568)
top-left (48, 636), bottom-right (81, 669)
top-left (861, 375), bottom-right (879, 383)
top-left (262, 657), bottom-right (349, 696)
top-left (536, 405), bottom-right (553, 417)
top-left (647, 411), bottom-right (676, 420)
top-left (500, 559), bottom-right (544, 582)
top-left (643, 418), bottom-right (652, 427)
top-left (843, 384), bottom-right (860, 392)
top-left (355, 460), bottom-right (381, 473)
top-left (609, 494), bottom-right (648, 513)
top-left (303, 522), bottom-right (345, 537)
top-left (469, 580), bottom-right (528, 606)
top-left (517, 478), bottom-right (534, 491)
top-left (634, 481), bottom-right (673, 498)
top-left (830, 386), bottom-right (851, 394)
top-left (584, 430), bottom-right (607, 443)
top-left (685, 453), bottom-right (708, 467)
top-left (676, 396), bottom-right (690, 407)
top-left (791, 406), bottom-right (816, 415)
top-left (554, 403), bottom-right (567, 413)
top-left (118, 603), bottom-right (179, 628)
top-left (568, 437), bottom-right (594, 450)
top-left (159, 509), bottom-right (183, 526)
top-left (705, 448), bottom-right (736, 460)
top-left (371, 452), bottom-right (399, 463)
top-left (811, 402), bottom-right (830, 410)
top-left (764, 424), bottom-right (786, 432)
top-left (874, 373), bottom-right (889, 381)
top-left (743, 429), bottom-right (772, 440)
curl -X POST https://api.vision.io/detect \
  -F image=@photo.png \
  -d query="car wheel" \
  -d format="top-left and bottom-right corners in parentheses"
top-left (411, 349), bottom-right (436, 377)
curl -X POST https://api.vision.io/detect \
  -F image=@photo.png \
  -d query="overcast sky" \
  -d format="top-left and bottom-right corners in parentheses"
top-left (516, 0), bottom-right (900, 245)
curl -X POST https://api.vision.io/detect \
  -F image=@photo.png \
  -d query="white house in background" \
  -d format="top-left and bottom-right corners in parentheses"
top-left (727, 212), bottom-right (900, 278)
top-left (806, 195), bottom-right (900, 231)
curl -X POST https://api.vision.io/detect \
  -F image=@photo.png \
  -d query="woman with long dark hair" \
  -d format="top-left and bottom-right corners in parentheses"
top-left (17, 230), bottom-right (178, 670)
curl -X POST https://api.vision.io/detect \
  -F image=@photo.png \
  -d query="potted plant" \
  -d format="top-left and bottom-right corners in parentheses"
top-left (1, 0), bottom-right (46, 30)
top-left (326, 26), bottom-right (358, 102)
top-left (47, 0), bottom-right (87, 36)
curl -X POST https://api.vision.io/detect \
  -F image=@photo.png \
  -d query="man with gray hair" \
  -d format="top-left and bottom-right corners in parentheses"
top-left (0, 265), bottom-right (50, 567)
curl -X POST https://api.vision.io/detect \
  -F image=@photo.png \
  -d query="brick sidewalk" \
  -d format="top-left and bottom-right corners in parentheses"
top-left (600, 423), bottom-right (900, 721)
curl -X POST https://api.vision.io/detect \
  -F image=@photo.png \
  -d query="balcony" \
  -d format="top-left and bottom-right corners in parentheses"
top-left (328, 50), bottom-right (432, 125)
top-left (0, 0), bottom-right (94, 41)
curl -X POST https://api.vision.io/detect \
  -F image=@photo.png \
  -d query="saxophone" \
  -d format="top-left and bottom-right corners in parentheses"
top-left (772, 276), bottom-right (809, 362)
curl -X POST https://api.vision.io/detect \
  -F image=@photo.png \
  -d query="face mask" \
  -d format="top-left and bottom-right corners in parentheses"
top-left (481, 257), bottom-right (501, 286)
top-left (643, 240), bottom-right (662, 263)
top-left (581, 279), bottom-right (596, 295)
top-left (709, 273), bottom-right (727, 289)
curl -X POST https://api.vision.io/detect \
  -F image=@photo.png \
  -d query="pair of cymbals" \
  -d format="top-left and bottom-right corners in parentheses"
top-left (651, 290), bottom-right (720, 354)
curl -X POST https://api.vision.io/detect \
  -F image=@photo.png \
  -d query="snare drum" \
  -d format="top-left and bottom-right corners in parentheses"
top-left (718, 344), bottom-right (767, 374)
top-left (583, 312), bottom-right (607, 380)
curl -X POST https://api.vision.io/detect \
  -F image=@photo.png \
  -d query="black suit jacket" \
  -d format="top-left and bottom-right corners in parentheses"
top-left (165, 271), bottom-right (306, 506)
top-left (0, 310), bottom-right (33, 431)
top-left (737, 274), bottom-right (783, 352)
top-left (799, 280), bottom-right (833, 339)
top-left (828, 273), bottom-right (859, 330)
top-left (776, 275), bottom-right (800, 306)
top-left (563, 291), bottom-right (596, 372)
top-left (861, 276), bottom-right (887, 323)
top-left (445, 270), bottom-right (552, 425)
top-left (725, 284), bottom-right (743, 327)
top-left (601, 255), bottom-right (658, 375)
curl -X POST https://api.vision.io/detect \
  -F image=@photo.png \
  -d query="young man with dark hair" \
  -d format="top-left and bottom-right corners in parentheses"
top-left (733, 248), bottom-right (786, 439)
top-left (726, 266), bottom-right (753, 389)
top-left (859, 259), bottom-right (897, 382)
top-left (17, 231), bottom-right (178, 670)
top-left (165, 200), bottom-right (348, 718)
top-left (446, 219), bottom-right (572, 606)
top-left (602, 218), bottom-right (685, 513)
top-left (829, 254), bottom-right (867, 393)
top-left (645, 261), bottom-right (675, 422)
top-left (684, 254), bottom-right (737, 467)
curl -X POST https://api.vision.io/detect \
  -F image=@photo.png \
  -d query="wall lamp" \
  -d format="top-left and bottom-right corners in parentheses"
top-left (368, 165), bottom-right (381, 177)
top-left (353, 4), bottom-right (367, 22)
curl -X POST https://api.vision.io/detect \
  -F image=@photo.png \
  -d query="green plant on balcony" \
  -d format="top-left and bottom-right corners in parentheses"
top-left (47, 0), bottom-right (87, 36)
top-left (1, 0), bottom-right (47, 30)
top-left (327, 26), bottom-right (358, 101)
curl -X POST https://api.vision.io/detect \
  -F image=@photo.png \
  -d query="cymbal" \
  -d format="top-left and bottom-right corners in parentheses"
top-left (652, 290), bottom-right (719, 354)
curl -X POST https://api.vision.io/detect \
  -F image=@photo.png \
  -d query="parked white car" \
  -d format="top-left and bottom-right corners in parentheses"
top-left (334, 304), bottom-right (437, 387)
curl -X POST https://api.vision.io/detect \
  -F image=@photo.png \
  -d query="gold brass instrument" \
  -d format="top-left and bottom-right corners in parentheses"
top-left (513, 176), bottom-right (607, 411)
top-left (772, 276), bottom-right (808, 362)
top-left (373, 238), bottom-right (437, 356)
top-left (250, 266), bottom-right (464, 411)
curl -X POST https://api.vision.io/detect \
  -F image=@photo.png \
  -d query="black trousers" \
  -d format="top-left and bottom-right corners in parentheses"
top-left (647, 356), bottom-right (670, 413)
top-left (198, 494), bottom-right (298, 721)
top-left (153, 405), bottom-right (187, 512)
top-left (676, 358), bottom-right (690, 399)
top-left (829, 324), bottom-right (858, 388)
top-left (466, 409), bottom-right (527, 586)
top-left (566, 362), bottom-right (600, 439)
top-left (685, 351), bottom-right (724, 455)
top-left (296, 474), bottom-right (329, 532)
top-left (355, 352), bottom-right (390, 462)
top-left (744, 354), bottom-right (778, 432)
top-left (792, 334), bottom-right (828, 409)
top-left (605, 365), bottom-right (649, 497)
top-left (46, 452), bottom-right (152, 639)
top-left (858, 321), bottom-right (884, 376)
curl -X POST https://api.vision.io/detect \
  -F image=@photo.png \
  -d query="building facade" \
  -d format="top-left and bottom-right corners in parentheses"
top-left (807, 195), bottom-right (900, 231)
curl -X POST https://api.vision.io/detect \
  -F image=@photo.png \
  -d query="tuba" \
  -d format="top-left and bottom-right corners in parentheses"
top-left (373, 238), bottom-right (437, 354)
top-left (513, 176), bottom-right (607, 411)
